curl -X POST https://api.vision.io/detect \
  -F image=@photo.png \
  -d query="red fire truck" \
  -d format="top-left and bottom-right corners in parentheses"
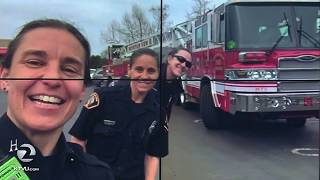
top-left (181, 0), bottom-right (320, 129)
top-left (0, 47), bottom-right (7, 61)
top-left (103, 34), bottom-right (161, 79)
top-left (102, 44), bottom-right (129, 78)
top-left (0, 39), bottom-right (10, 61)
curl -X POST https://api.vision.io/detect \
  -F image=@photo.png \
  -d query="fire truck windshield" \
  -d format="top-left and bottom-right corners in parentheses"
top-left (227, 2), bottom-right (320, 50)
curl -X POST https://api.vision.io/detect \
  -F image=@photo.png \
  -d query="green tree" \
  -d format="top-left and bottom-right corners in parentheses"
top-left (102, 4), bottom-right (154, 44)
top-left (89, 55), bottom-right (105, 69)
top-left (186, 0), bottom-right (212, 19)
top-left (150, 4), bottom-right (171, 32)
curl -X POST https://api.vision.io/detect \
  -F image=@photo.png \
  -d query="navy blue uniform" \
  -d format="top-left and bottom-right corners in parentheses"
top-left (0, 113), bottom-right (114, 180)
top-left (109, 64), bottom-right (182, 160)
top-left (158, 63), bottom-right (183, 121)
top-left (69, 85), bottom-right (167, 180)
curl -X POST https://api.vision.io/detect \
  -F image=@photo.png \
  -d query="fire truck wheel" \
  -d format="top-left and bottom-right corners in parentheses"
top-left (286, 118), bottom-right (306, 128)
top-left (200, 85), bottom-right (224, 129)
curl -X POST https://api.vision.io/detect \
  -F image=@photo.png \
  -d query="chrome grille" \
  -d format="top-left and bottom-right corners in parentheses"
top-left (278, 55), bottom-right (320, 92)
top-left (278, 81), bottom-right (320, 92)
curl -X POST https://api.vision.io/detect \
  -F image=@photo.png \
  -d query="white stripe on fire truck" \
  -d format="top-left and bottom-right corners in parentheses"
top-left (211, 81), bottom-right (221, 107)
top-left (185, 82), bottom-right (277, 93)
top-left (220, 82), bottom-right (277, 87)
top-left (217, 83), bottom-right (277, 92)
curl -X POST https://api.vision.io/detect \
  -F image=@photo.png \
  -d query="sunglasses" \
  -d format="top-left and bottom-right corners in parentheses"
top-left (173, 55), bottom-right (192, 68)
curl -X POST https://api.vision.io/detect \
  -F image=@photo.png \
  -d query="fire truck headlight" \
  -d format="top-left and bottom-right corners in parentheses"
top-left (259, 70), bottom-right (277, 80)
top-left (248, 71), bottom-right (260, 79)
top-left (225, 69), bottom-right (277, 80)
top-left (263, 71), bottom-right (272, 79)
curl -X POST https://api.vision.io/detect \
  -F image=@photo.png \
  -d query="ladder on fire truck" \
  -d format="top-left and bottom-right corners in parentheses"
top-left (167, 20), bottom-right (193, 48)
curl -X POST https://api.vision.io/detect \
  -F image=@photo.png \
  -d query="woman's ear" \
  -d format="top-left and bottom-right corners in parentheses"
top-left (0, 66), bottom-right (9, 92)
top-left (127, 65), bottom-right (131, 78)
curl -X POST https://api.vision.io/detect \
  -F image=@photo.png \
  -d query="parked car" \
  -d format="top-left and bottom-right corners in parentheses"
top-left (89, 68), bottom-right (96, 79)
top-left (92, 68), bottom-right (112, 87)
top-left (92, 68), bottom-right (104, 79)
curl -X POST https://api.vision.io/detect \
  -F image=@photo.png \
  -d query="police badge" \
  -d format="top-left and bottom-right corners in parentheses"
top-left (84, 92), bottom-right (100, 109)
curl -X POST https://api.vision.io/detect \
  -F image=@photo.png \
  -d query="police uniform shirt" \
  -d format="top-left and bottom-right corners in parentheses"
top-left (69, 85), bottom-right (167, 179)
top-left (0, 113), bottom-right (114, 180)
top-left (157, 63), bottom-right (183, 120)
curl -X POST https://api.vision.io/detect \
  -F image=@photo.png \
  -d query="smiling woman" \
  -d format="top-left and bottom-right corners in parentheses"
top-left (69, 48), bottom-right (167, 180)
top-left (0, 19), bottom-right (114, 180)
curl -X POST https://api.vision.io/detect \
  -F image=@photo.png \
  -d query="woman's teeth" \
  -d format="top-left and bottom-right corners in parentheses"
top-left (30, 95), bottom-right (63, 105)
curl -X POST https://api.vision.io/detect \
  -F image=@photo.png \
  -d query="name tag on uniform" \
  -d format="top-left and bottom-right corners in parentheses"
top-left (104, 119), bottom-right (116, 126)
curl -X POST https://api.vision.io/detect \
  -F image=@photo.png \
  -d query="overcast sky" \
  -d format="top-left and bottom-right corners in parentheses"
top-left (0, 0), bottom-right (226, 55)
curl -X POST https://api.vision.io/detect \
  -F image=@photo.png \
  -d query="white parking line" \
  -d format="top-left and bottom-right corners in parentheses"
top-left (291, 148), bottom-right (319, 157)
top-left (307, 117), bottom-right (319, 121)
top-left (194, 119), bottom-right (202, 124)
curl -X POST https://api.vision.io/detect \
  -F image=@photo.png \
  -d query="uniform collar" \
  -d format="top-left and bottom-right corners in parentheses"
top-left (116, 85), bottom-right (157, 114)
top-left (0, 113), bottom-right (32, 153)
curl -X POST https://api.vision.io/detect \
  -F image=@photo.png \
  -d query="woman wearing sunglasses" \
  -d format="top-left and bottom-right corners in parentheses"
top-left (166, 48), bottom-right (193, 79)
top-left (160, 47), bottom-right (192, 120)
top-left (152, 48), bottom-right (193, 160)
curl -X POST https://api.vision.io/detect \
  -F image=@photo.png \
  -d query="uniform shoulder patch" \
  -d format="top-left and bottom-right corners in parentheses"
top-left (84, 92), bottom-right (100, 109)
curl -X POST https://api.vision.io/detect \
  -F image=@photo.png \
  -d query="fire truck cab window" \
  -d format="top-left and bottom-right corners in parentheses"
top-left (195, 27), bottom-right (202, 49)
top-left (294, 5), bottom-right (320, 47)
top-left (195, 16), bottom-right (202, 49)
top-left (202, 24), bottom-right (208, 47)
top-left (218, 13), bottom-right (225, 43)
top-left (211, 14), bottom-right (215, 43)
top-left (227, 3), bottom-right (320, 49)
top-left (195, 15), bottom-right (208, 49)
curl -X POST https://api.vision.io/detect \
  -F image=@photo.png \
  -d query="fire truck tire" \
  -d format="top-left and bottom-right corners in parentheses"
top-left (200, 85), bottom-right (224, 129)
top-left (286, 118), bottom-right (306, 128)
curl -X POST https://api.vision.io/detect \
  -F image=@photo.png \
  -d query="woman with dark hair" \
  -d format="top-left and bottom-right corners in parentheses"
top-left (69, 48), bottom-right (166, 180)
top-left (160, 47), bottom-right (192, 120)
top-left (0, 19), bottom-right (113, 180)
